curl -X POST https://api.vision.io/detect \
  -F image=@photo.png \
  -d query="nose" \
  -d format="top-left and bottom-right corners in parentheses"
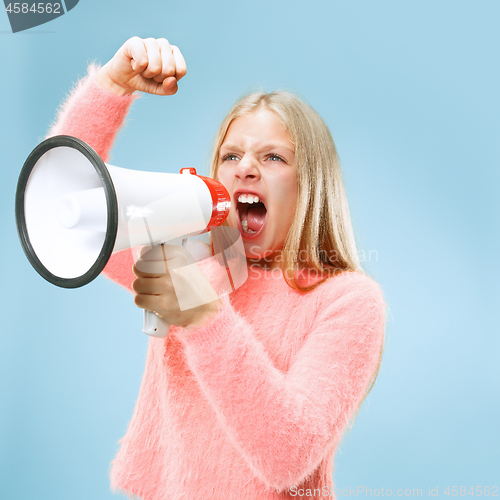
top-left (235, 154), bottom-right (260, 180)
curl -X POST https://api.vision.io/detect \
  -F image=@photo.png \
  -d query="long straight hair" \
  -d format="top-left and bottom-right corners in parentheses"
top-left (209, 91), bottom-right (384, 429)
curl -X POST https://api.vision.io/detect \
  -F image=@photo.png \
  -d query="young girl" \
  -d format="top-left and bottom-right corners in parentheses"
top-left (48, 37), bottom-right (386, 500)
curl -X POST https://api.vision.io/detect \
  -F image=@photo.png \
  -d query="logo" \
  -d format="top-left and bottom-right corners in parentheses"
top-left (3, 0), bottom-right (79, 33)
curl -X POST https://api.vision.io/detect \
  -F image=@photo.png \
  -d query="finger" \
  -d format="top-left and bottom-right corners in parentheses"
top-left (134, 293), bottom-right (179, 315)
top-left (132, 276), bottom-right (171, 295)
top-left (141, 37), bottom-right (163, 79)
top-left (133, 260), bottom-right (169, 277)
top-left (161, 77), bottom-right (178, 95)
top-left (139, 244), bottom-right (194, 268)
top-left (135, 246), bottom-right (170, 276)
top-left (159, 244), bottom-right (196, 269)
top-left (122, 36), bottom-right (148, 74)
top-left (171, 45), bottom-right (187, 81)
top-left (139, 245), bottom-right (166, 261)
top-left (134, 293), bottom-right (164, 312)
top-left (153, 38), bottom-right (176, 83)
top-left (159, 45), bottom-right (186, 95)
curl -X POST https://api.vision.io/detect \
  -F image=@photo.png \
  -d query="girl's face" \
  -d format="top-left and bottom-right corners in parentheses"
top-left (217, 109), bottom-right (297, 266)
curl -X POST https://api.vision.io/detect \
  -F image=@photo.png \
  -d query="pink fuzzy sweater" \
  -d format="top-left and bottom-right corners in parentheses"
top-left (47, 65), bottom-right (386, 500)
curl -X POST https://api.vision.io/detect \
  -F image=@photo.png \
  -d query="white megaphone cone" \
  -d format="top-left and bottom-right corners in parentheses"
top-left (15, 135), bottom-right (234, 338)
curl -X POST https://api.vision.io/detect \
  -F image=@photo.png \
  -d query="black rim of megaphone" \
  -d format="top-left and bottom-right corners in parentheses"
top-left (15, 135), bottom-right (119, 289)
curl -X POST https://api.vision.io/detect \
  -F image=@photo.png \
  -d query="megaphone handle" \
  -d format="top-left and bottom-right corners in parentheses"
top-left (143, 310), bottom-right (171, 338)
top-left (141, 237), bottom-right (188, 338)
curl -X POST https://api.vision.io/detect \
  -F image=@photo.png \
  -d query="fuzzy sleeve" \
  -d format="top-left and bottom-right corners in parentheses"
top-left (46, 63), bottom-right (140, 292)
top-left (174, 272), bottom-right (386, 493)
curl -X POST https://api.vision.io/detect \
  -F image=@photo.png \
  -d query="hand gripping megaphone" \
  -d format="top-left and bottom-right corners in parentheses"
top-left (15, 135), bottom-right (232, 338)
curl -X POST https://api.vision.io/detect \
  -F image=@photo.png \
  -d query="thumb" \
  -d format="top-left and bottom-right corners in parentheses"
top-left (138, 244), bottom-right (194, 269)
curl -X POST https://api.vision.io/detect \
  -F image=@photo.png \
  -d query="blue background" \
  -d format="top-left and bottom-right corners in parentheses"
top-left (1, 1), bottom-right (499, 499)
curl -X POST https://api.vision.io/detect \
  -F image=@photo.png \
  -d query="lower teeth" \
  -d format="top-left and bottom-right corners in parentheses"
top-left (241, 222), bottom-right (256, 234)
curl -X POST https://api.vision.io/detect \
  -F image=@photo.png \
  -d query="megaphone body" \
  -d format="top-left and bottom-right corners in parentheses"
top-left (15, 135), bottom-right (232, 337)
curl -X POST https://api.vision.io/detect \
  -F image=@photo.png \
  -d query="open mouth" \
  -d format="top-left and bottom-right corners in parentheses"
top-left (236, 197), bottom-right (267, 238)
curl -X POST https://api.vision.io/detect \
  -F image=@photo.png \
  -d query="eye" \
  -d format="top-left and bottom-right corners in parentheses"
top-left (266, 153), bottom-right (286, 162)
top-left (221, 153), bottom-right (239, 162)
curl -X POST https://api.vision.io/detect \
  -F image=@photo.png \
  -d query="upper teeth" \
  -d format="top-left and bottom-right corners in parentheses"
top-left (238, 194), bottom-right (260, 204)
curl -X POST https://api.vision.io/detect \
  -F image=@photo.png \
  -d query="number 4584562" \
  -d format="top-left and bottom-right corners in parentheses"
top-left (5, 3), bottom-right (62, 14)
top-left (443, 486), bottom-right (499, 497)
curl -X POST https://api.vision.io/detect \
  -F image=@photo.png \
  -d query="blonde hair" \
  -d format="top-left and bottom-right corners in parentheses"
top-left (209, 90), bottom-right (385, 430)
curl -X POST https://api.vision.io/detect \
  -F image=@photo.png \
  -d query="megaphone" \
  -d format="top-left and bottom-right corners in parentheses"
top-left (15, 135), bottom-right (232, 337)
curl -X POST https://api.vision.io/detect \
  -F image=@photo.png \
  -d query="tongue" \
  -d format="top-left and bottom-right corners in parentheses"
top-left (247, 204), bottom-right (267, 232)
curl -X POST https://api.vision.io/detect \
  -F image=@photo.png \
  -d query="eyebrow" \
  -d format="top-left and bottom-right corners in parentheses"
top-left (220, 143), bottom-right (295, 154)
